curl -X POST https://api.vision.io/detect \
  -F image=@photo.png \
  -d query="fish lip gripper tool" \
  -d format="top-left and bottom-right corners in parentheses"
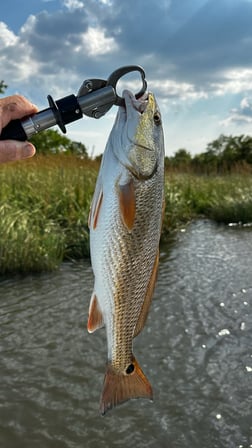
top-left (0, 65), bottom-right (147, 141)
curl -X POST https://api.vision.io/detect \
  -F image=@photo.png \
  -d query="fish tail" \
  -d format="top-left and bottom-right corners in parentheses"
top-left (99, 355), bottom-right (153, 415)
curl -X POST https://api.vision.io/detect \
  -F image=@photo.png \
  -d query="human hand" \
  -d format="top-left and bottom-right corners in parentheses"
top-left (0, 95), bottom-right (38, 163)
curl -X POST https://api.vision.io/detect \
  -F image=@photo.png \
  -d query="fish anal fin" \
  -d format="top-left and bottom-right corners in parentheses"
top-left (134, 250), bottom-right (160, 338)
top-left (87, 293), bottom-right (104, 333)
top-left (118, 179), bottom-right (136, 231)
top-left (100, 356), bottom-right (153, 415)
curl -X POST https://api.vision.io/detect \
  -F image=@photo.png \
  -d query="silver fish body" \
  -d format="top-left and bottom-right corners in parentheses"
top-left (88, 90), bottom-right (165, 414)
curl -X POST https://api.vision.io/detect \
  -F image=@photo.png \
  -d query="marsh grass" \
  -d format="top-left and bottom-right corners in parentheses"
top-left (0, 204), bottom-right (64, 272)
top-left (1, 157), bottom-right (252, 273)
top-left (0, 155), bottom-right (97, 274)
top-left (162, 173), bottom-right (252, 235)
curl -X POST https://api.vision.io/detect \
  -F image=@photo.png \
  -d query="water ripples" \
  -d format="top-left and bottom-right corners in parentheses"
top-left (1, 221), bottom-right (252, 447)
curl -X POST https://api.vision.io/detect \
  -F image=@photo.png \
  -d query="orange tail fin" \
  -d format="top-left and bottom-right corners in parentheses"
top-left (100, 356), bottom-right (153, 415)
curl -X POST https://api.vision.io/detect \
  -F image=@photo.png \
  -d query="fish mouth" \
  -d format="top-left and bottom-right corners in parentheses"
top-left (131, 92), bottom-right (149, 114)
top-left (123, 89), bottom-right (149, 114)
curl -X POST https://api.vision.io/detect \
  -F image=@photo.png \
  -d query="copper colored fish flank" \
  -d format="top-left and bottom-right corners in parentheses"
top-left (88, 90), bottom-right (165, 415)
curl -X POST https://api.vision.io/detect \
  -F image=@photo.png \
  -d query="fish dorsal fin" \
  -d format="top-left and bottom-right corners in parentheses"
top-left (100, 355), bottom-right (153, 415)
top-left (87, 293), bottom-right (104, 333)
top-left (134, 250), bottom-right (159, 338)
top-left (118, 179), bottom-right (136, 231)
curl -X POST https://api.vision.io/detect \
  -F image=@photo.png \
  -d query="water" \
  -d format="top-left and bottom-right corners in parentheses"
top-left (0, 220), bottom-right (252, 448)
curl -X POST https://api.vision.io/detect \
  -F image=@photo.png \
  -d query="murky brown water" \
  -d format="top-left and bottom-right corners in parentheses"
top-left (0, 220), bottom-right (252, 448)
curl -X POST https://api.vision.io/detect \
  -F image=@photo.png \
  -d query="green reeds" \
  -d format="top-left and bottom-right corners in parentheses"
top-left (0, 155), bottom-right (97, 274)
top-left (0, 204), bottom-right (64, 272)
top-left (162, 173), bottom-right (252, 233)
top-left (1, 157), bottom-right (252, 274)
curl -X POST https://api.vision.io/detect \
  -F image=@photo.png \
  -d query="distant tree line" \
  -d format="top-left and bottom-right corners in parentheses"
top-left (166, 134), bottom-right (252, 173)
top-left (23, 131), bottom-right (252, 169)
top-left (30, 129), bottom-right (88, 157)
top-left (30, 131), bottom-right (252, 169)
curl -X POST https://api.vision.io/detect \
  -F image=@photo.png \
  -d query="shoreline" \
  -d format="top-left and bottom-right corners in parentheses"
top-left (1, 155), bottom-right (252, 274)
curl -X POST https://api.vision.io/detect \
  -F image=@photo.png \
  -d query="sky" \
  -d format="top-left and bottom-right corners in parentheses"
top-left (1, 0), bottom-right (252, 157)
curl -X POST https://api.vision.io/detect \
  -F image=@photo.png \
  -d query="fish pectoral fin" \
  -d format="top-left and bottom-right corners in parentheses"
top-left (118, 178), bottom-right (136, 231)
top-left (87, 293), bottom-right (104, 333)
top-left (100, 356), bottom-right (153, 415)
top-left (88, 185), bottom-right (103, 230)
top-left (134, 250), bottom-right (160, 338)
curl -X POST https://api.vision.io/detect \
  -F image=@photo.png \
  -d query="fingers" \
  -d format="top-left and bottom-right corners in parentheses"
top-left (0, 141), bottom-right (36, 164)
top-left (0, 95), bottom-right (38, 163)
top-left (0, 95), bottom-right (38, 132)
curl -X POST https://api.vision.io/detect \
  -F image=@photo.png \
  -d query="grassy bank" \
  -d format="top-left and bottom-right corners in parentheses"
top-left (1, 156), bottom-right (252, 274)
top-left (0, 155), bottom-right (97, 274)
top-left (162, 173), bottom-right (252, 235)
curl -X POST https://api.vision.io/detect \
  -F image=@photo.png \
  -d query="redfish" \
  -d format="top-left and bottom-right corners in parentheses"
top-left (88, 89), bottom-right (165, 415)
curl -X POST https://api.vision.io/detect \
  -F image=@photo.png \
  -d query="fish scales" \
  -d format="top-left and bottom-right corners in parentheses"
top-left (114, 186), bottom-right (160, 363)
top-left (88, 90), bottom-right (165, 414)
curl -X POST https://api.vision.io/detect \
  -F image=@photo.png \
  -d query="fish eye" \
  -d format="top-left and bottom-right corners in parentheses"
top-left (125, 363), bottom-right (135, 374)
top-left (153, 111), bottom-right (161, 125)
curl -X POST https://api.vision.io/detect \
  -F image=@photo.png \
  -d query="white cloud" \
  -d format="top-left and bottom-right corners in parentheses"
top-left (20, 14), bottom-right (37, 34)
top-left (98, 0), bottom-right (113, 5)
top-left (0, 19), bottom-right (40, 83)
top-left (63, 0), bottom-right (84, 10)
top-left (241, 97), bottom-right (250, 109)
top-left (0, 22), bottom-right (18, 46)
top-left (210, 68), bottom-right (252, 96)
top-left (0, 49), bottom-right (40, 83)
top-left (149, 79), bottom-right (208, 101)
top-left (220, 96), bottom-right (252, 127)
top-left (81, 26), bottom-right (118, 56)
top-left (220, 114), bottom-right (252, 127)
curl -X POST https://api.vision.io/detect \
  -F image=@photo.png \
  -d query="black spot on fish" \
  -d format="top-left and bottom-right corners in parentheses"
top-left (126, 363), bottom-right (135, 375)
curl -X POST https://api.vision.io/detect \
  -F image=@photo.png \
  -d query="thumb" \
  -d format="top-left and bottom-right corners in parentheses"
top-left (0, 141), bottom-right (36, 163)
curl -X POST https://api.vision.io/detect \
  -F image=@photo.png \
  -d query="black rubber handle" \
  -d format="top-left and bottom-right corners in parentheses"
top-left (0, 120), bottom-right (27, 141)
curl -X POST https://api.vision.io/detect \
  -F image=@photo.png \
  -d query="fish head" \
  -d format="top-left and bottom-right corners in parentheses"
top-left (111, 90), bottom-right (164, 179)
